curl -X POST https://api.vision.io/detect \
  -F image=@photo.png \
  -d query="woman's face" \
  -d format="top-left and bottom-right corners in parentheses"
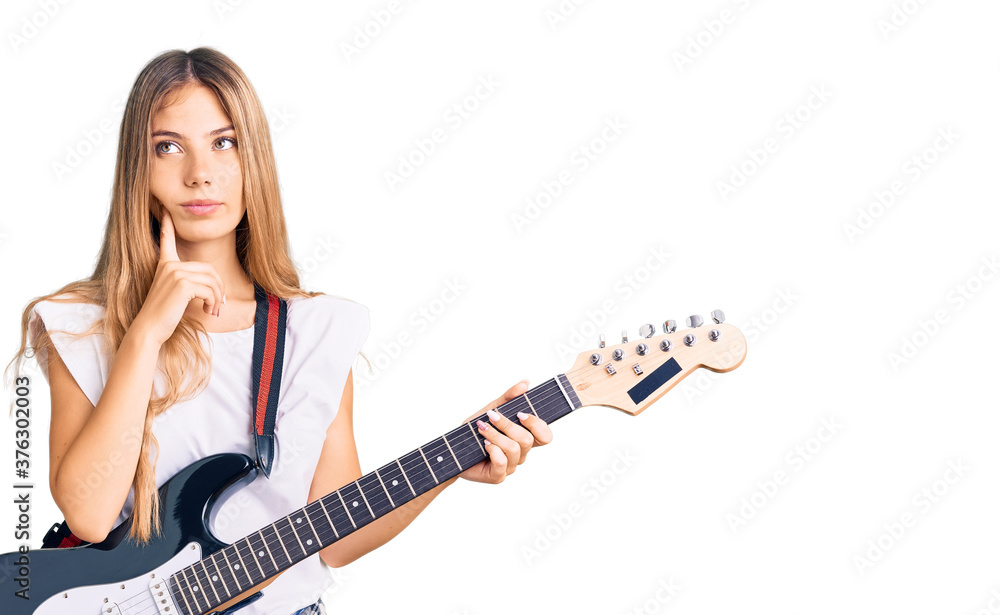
top-left (149, 83), bottom-right (245, 245)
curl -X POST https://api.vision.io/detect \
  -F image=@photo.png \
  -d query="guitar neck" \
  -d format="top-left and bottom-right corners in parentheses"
top-left (166, 375), bottom-right (583, 615)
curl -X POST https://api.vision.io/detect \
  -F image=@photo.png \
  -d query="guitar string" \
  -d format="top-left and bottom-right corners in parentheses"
top-left (170, 342), bottom-right (682, 613)
top-left (166, 382), bottom-right (578, 613)
top-left (126, 338), bottom-right (691, 613)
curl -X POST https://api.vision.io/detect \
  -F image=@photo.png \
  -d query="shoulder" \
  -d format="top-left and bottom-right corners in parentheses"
top-left (286, 293), bottom-right (369, 327)
top-left (30, 293), bottom-right (105, 335)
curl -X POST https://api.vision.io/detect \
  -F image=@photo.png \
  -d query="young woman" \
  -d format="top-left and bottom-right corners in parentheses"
top-left (5, 47), bottom-right (552, 615)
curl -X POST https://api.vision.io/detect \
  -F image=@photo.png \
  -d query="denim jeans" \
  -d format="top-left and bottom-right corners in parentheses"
top-left (291, 598), bottom-right (326, 615)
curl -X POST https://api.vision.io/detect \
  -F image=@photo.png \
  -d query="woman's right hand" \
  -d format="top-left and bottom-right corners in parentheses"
top-left (131, 209), bottom-right (227, 347)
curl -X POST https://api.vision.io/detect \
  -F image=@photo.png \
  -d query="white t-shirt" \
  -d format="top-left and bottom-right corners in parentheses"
top-left (27, 292), bottom-right (370, 615)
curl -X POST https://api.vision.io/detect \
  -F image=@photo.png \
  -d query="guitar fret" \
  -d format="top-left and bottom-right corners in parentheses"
top-left (467, 421), bottom-right (487, 456)
top-left (523, 391), bottom-right (539, 417)
top-left (356, 479), bottom-right (376, 518)
top-left (286, 513), bottom-right (307, 556)
top-left (396, 458), bottom-right (417, 496)
top-left (442, 433), bottom-right (461, 466)
top-left (220, 547), bottom-right (243, 592)
top-left (252, 530), bottom-right (274, 576)
top-left (417, 446), bottom-right (440, 484)
top-left (400, 450), bottom-right (436, 493)
top-left (318, 497), bottom-right (340, 539)
top-left (165, 577), bottom-right (192, 615)
top-left (209, 552), bottom-right (232, 597)
top-left (200, 560), bottom-right (222, 604)
top-left (423, 437), bottom-right (460, 480)
top-left (302, 504), bottom-right (322, 553)
top-left (359, 473), bottom-right (393, 518)
top-left (374, 467), bottom-right (395, 508)
top-left (173, 570), bottom-right (196, 615)
top-left (236, 538), bottom-right (259, 585)
top-left (447, 424), bottom-right (486, 470)
top-left (336, 490), bottom-right (358, 529)
top-left (555, 377), bottom-right (573, 410)
top-left (180, 567), bottom-right (204, 613)
top-left (339, 481), bottom-right (376, 526)
top-left (269, 522), bottom-right (293, 566)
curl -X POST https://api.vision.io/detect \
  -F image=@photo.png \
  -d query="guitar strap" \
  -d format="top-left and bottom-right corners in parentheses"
top-left (250, 281), bottom-right (288, 479)
top-left (42, 282), bottom-right (289, 552)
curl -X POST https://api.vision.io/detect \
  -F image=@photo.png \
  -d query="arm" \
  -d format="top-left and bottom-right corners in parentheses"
top-left (311, 369), bottom-right (552, 568)
top-left (48, 325), bottom-right (163, 544)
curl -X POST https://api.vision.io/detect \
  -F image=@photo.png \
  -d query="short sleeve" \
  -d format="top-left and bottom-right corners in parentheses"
top-left (275, 295), bottom-right (370, 427)
top-left (27, 298), bottom-right (109, 408)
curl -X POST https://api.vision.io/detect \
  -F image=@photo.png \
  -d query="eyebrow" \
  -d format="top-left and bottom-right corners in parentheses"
top-left (151, 125), bottom-right (235, 139)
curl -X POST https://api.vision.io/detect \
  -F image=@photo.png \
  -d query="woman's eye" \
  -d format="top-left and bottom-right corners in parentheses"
top-left (215, 137), bottom-right (237, 150)
top-left (155, 141), bottom-right (179, 154)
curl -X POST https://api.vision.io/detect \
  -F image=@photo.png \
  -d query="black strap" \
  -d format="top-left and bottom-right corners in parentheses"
top-left (250, 282), bottom-right (288, 479)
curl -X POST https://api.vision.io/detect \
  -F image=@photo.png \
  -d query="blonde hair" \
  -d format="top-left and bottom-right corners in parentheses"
top-left (4, 47), bottom-right (354, 544)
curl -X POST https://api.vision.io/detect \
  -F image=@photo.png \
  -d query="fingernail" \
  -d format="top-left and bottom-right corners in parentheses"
top-left (517, 411), bottom-right (530, 421)
top-left (223, 293), bottom-right (227, 304)
top-left (487, 409), bottom-right (500, 422)
top-left (477, 419), bottom-right (488, 431)
top-left (519, 379), bottom-right (529, 387)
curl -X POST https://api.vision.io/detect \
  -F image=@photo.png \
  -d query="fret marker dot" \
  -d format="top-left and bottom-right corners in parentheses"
top-left (193, 586), bottom-right (199, 592)
top-left (437, 456), bottom-right (443, 462)
top-left (234, 564), bottom-right (240, 570)
top-left (392, 480), bottom-right (398, 486)
top-left (259, 550), bottom-right (265, 557)
top-left (212, 575), bottom-right (218, 582)
top-left (296, 517), bottom-right (302, 524)
top-left (352, 501), bottom-right (358, 507)
top-left (307, 539), bottom-right (313, 546)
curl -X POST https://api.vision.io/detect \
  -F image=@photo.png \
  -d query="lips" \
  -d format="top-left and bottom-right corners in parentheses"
top-left (181, 200), bottom-right (222, 215)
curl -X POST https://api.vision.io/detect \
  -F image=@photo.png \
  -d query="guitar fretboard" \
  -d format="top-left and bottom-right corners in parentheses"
top-left (167, 375), bottom-right (581, 615)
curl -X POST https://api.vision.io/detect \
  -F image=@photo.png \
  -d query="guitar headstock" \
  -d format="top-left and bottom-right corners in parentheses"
top-left (564, 310), bottom-right (746, 415)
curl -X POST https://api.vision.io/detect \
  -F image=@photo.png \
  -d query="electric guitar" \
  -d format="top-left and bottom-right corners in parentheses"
top-left (0, 312), bottom-right (746, 614)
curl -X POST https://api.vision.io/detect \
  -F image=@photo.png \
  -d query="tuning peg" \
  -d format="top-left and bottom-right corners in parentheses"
top-left (663, 320), bottom-right (676, 334)
top-left (639, 324), bottom-right (655, 338)
top-left (599, 334), bottom-right (606, 349)
top-left (686, 315), bottom-right (703, 328)
top-left (711, 309), bottom-right (725, 324)
top-left (621, 329), bottom-right (628, 344)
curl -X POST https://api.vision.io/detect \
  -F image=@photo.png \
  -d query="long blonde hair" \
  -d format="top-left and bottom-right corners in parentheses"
top-left (4, 47), bottom-right (334, 544)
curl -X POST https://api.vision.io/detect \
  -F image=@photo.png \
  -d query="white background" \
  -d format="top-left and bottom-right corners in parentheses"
top-left (2, 1), bottom-right (999, 613)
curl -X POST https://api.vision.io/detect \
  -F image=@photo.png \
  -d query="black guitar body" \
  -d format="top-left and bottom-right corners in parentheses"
top-left (0, 453), bottom-right (257, 615)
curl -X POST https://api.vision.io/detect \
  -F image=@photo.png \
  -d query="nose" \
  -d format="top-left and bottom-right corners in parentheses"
top-left (184, 149), bottom-right (213, 187)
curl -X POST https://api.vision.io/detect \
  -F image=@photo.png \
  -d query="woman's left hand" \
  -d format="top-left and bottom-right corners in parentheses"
top-left (458, 380), bottom-right (553, 484)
